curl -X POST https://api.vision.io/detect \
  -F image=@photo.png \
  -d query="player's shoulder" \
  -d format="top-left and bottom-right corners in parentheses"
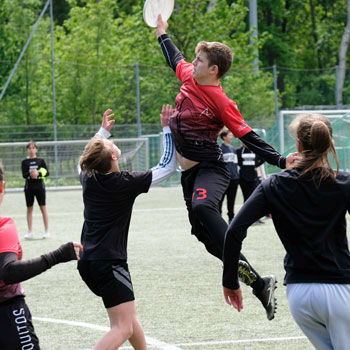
top-left (335, 171), bottom-right (350, 187)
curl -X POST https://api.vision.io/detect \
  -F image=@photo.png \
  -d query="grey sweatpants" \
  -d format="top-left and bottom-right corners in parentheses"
top-left (287, 283), bottom-right (350, 350)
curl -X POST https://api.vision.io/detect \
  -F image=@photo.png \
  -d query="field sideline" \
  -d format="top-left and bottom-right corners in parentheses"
top-left (1, 186), bottom-right (323, 350)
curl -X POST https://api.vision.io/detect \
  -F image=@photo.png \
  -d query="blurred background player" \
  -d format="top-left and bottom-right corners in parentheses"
top-left (237, 143), bottom-right (265, 224)
top-left (21, 141), bottom-right (49, 239)
top-left (153, 15), bottom-right (301, 320)
top-left (0, 160), bottom-right (82, 350)
top-left (218, 129), bottom-right (239, 224)
top-left (78, 105), bottom-right (176, 350)
top-left (222, 113), bottom-right (350, 349)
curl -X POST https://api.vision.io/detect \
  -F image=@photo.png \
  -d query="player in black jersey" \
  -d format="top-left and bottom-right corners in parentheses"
top-left (21, 141), bottom-right (49, 239)
top-left (77, 105), bottom-right (176, 350)
top-left (222, 113), bottom-right (350, 349)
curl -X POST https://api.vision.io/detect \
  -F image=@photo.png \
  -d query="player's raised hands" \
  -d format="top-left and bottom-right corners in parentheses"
top-left (223, 286), bottom-right (243, 312)
top-left (160, 104), bottom-right (173, 127)
top-left (102, 109), bottom-right (115, 132)
top-left (155, 14), bottom-right (168, 37)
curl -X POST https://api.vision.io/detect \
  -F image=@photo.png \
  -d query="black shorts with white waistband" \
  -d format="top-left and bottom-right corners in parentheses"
top-left (77, 260), bottom-right (134, 309)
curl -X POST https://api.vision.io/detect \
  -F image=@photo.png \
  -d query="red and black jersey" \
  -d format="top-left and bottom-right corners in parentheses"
top-left (158, 34), bottom-right (287, 169)
top-left (169, 60), bottom-right (251, 162)
top-left (0, 218), bottom-right (24, 302)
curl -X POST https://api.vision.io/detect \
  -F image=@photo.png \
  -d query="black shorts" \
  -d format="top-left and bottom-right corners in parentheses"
top-left (0, 296), bottom-right (40, 350)
top-left (78, 260), bottom-right (134, 308)
top-left (25, 187), bottom-right (46, 207)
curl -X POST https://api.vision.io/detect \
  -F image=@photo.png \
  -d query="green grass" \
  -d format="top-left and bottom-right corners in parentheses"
top-left (1, 186), bottom-right (318, 350)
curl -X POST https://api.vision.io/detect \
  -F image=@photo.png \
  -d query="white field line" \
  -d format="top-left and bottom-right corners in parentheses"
top-left (33, 316), bottom-right (307, 349)
top-left (33, 317), bottom-right (183, 350)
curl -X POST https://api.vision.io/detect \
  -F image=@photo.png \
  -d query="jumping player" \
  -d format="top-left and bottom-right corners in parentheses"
top-left (222, 113), bottom-right (350, 349)
top-left (77, 105), bottom-right (176, 350)
top-left (218, 129), bottom-right (239, 223)
top-left (154, 15), bottom-right (299, 320)
top-left (21, 141), bottom-right (49, 239)
top-left (0, 161), bottom-right (83, 350)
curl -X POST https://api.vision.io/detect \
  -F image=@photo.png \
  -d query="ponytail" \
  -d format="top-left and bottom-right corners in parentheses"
top-left (289, 114), bottom-right (339, 186)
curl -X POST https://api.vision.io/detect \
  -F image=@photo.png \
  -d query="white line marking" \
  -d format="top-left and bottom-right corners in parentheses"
top-left (173, 336), bottom-right (307, 346)
top-left (33, 317), bottom-right (183, 350)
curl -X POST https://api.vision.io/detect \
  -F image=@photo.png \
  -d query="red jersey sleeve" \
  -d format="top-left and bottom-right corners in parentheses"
top-left (0, 217), bottom-right (22, 258)
top-left (222, 101), bottom-right (252, 138)
top-left (176, 59), bottom-right (193, 83)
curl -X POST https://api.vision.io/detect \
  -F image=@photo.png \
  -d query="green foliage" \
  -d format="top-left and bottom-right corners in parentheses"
top-left (0, 0), bottom-right (349, 131)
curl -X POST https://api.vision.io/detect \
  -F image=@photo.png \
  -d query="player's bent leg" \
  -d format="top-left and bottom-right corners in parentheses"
top-left (95, 301), bottom-right (136, 350)
top-left (321, 284), bottom-right (350, 350)
top-left (128, 316), bottom-right (147, 350)
top-left (287, 283), bottom-right (332, 349)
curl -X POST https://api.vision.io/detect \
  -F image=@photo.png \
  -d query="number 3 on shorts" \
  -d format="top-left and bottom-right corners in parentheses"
top-left (192, 188), bottom-right (207, 201)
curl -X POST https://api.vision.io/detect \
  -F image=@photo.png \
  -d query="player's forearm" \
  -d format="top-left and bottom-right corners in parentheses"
top-left (151, 127), bottom-right (177, 186)
top-left (158, 34), bottom-right (184, 72)
top-left (0, 243), bottom-right (77, 284)
top-left (240, 131), bottom-right (286, 169)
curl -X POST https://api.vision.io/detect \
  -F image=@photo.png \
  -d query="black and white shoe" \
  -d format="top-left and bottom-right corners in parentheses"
top-left (254, 275), bottom-right (277, 321)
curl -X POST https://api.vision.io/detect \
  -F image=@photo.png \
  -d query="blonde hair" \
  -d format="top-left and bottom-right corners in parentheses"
top-left (195, 41), bottom-right (233, 78)
top-left (80, 135), bottom-right (113, 174)
top-left (288, 113), bottom-right (339, 185)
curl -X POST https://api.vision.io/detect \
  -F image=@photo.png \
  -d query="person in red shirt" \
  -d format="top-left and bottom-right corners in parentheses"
top-left (154, 15), bottom-right (299, 320)
top-left (0, 162), bottom-right (82, 350)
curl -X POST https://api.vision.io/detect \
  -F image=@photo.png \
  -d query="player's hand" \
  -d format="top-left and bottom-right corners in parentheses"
top-left (285, 152), bottom-right (302, 169)
top-left (160, 104), bottom-right (173, 127)
top-left (223, 286), bottom-right (243, 312)
top-left (102, 109), bottom-right (115, 133)
top-left (155, 14), bottom-right (168, 37)
top-left (72, 242), bottom-right (83, 261)
top-left (30, 169), bottom-right (39, 179)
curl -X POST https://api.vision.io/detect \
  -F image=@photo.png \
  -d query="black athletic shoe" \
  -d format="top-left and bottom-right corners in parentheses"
top-left (238, 260), bottom-right (257, 286)
top-left (254, 275), bottom-right (277, 321)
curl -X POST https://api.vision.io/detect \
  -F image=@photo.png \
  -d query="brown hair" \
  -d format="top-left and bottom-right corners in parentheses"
top-left (288, 113), bottom-right (339, 185)
top-left (195, 41), bottom-right (233, 78)
top-left (0, 160), bottom-right (4, 181)
top-left (80, 135), bottom-right (113, 174)
top-left (220, 128), bottom-right (230, 140)
top-left (26, 140), bottom-right (37, 149)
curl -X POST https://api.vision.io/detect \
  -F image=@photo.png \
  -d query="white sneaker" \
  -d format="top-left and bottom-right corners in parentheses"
top-left (43, 231), bottom-right (50, 238)
top-left (24, 232), bottom-right (34, 240)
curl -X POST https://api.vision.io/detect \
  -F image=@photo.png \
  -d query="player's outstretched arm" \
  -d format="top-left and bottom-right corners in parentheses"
top-left (0, 242), bottom-right (83, 285)
top-left (150, 104), bottom-right (177, 186)
top-left (78, 109), bottom-right (115, 175)
top-left (155, 15), bottom-right (184, 72)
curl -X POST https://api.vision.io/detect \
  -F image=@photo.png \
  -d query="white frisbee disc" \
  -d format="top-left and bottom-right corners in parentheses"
top-left (143, 0), bottom-right (175, 28)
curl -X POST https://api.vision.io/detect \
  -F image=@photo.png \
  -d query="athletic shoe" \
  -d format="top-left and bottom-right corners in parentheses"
top-left (24, 232), bottom-right (34, 240)
top-left (254, 275), bottom-right (277, 321)
top-left (43, 231), bottom-right (50, 238)
top-left (238, 260), bottom-right (257, 286)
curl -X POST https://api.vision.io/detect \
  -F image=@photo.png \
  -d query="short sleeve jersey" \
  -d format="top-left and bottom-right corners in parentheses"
top-left (80, 170), bottom-right (152, 261)
top-left (220, 144), bottom-right (239, 180)
top-left (0, 217), bottom-right (24, 301)
top-left (169, 60), bottom-right (252, 162)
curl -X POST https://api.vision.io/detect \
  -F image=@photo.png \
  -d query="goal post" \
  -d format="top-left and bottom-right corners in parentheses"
top-left (0, 137), bottom-right (149, 190)
top-left (278, 109), bottom-right (350, 172)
